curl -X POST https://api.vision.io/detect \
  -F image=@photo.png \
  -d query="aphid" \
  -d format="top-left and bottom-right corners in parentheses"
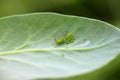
top-left (55, 32), bottom-right (75, 45)
top-left (65, 33), bottom-right (75, 44)
top-left (55, 37), bottom-right (65, 45)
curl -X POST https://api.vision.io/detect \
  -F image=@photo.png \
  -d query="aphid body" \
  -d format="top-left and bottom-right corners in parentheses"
top-left (55, 33), bottom-right (75, 45)
top-left (55, 37), bottom-right (65, 45)
top-left (65, 33), bottom-right (75, 44)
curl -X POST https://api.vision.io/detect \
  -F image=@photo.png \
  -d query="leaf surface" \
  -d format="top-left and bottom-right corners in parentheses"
top-left (0, 13), bottom-right (120, 80)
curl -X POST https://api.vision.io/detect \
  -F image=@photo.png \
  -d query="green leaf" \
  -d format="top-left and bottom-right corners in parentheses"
top-left (0, 13), bottom-right (120, 80)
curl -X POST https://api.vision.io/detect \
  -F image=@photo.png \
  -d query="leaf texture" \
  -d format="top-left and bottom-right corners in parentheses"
top-left (0, 13), bottom-right (120, 80)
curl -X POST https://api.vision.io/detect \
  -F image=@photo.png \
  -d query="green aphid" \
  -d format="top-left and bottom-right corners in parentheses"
top-left (55, 33), bottom-right (75, 45)
top-left (65, 33), bottom-right (75, 44)
top-left (55, 37), bottom-right (65, 45)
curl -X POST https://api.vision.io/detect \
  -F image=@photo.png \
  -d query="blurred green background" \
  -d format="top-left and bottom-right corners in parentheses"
top-left (0, 0), bottom-right (119, 80)
top-left (0, 0), bottom-right (120, 28)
